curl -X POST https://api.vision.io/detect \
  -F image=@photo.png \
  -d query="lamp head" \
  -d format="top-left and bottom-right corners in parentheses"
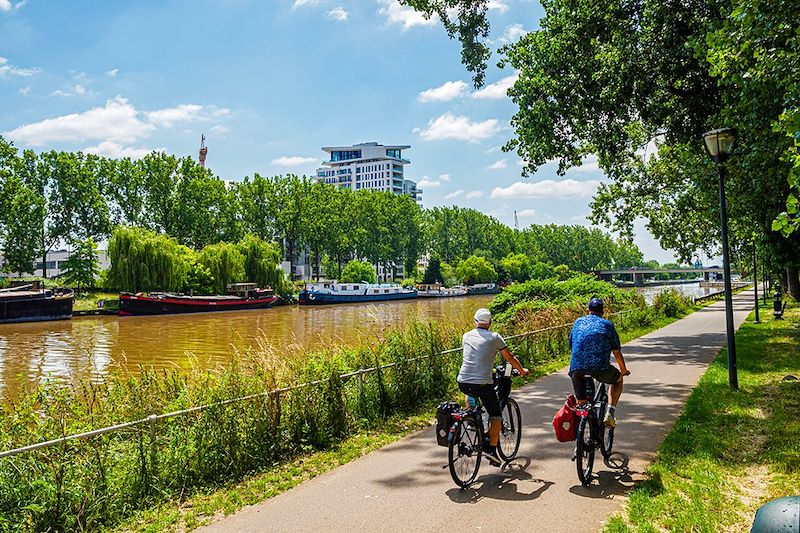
top-left (703, 128), bottom-right (737, 163)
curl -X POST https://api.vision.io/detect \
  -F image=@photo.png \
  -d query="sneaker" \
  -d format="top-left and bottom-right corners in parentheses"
top-left (484, 448), bottom-right (503, 467)
top-left (603, 412), bottom-right (616, 428)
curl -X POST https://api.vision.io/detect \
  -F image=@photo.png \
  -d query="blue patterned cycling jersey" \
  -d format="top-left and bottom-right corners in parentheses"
top-left (569, 314), bottom-right (621, 372)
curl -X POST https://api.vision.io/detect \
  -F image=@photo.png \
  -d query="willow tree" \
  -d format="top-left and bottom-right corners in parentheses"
top-left (106, 226), bottom-right (189, 292)
top-left (237, 233), bottom-right (287, 292)
top-left (197, 242), bottom-right (245, 294)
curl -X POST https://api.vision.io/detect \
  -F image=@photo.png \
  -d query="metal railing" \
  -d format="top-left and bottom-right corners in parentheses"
top-left (0, 310), bottom-right (632, 459)
top-left (692, 282), bottom-right (752, 305)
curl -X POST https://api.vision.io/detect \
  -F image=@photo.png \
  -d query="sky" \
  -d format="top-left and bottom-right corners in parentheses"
top-left (0, 0), bottom-right (681, 263)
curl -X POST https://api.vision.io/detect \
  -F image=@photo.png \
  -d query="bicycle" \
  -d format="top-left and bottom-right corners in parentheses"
top-left (573, 375), bottom-right (615, 486)
top-left (446, 363), bottom-right (522, 488)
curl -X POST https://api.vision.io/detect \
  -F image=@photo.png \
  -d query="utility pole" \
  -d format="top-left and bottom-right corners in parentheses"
top-left (514, 210), bottom-right (519, 231)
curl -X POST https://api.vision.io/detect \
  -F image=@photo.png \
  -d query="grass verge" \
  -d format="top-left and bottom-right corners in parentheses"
top-left (72, 290), bottom-right (119, 312)
top-left (604, 301), bottom-right (800, 532)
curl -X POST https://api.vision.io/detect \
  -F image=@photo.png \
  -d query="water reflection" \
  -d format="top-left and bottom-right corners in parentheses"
top-left (631, 281), bottom-right (718, 304)
top-left (0, 295), bottom-right (492, 397)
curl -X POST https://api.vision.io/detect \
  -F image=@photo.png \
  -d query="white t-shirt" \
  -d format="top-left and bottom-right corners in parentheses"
top-left (457, 328), bottom-right (507, 384)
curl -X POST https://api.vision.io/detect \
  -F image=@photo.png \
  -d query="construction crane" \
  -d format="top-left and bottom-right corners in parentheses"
top-left (514, 210), bottom-right (519, 231)
top-left (199, 134), bottom-right (208, 167)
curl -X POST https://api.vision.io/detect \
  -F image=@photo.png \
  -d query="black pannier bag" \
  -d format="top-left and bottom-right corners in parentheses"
top-left (435, 401), bottom-right (460, 446)
top-left (496, 375), bottom-right (512, 403)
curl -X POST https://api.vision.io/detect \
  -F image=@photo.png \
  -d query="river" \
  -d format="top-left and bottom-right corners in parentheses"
top-left (0, 281), bottom-right (722, 398)
top-left (0, 295), bottom-right (493, 398)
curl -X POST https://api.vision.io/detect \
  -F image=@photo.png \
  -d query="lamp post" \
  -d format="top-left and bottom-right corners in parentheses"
top-left (703, 127), bottom-right (738, 390)
top-left (753, 240), bottom-right (760, 324)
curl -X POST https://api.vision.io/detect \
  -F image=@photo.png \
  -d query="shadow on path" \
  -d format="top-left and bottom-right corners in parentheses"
top-left (446, 457), bottom-right (555, 504)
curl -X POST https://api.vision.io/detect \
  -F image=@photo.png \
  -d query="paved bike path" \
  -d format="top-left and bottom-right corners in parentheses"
top-left (201, 290), bottom-right (755, 533)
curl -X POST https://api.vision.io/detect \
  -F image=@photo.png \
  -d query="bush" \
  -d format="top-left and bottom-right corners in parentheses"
top-left (653, 289), bottom-right (692, 318)
top-left (455, 255), bottom-right (497, 285)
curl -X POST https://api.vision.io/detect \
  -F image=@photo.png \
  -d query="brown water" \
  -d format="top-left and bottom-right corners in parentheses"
top-left (0, 295), bottom-right (493, 398)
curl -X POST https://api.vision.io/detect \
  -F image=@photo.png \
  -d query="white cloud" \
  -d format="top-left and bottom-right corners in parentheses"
top-left (4, 97), bottom-right (155, 145)
top-left (0, 56), bottom-right (40, 77)
top-left (487, 0), bottom-right (509, 13)
top-left (18, 86), bottom-right (30, 95)
top-left (292, 0), bottom-right (322, 8)
top-left (83, 141), bottom-right (157, 159)
top-left (378, 0), bottom-right (438, 31)
top-left (517, 209), bottom-right (537, 218)
top-left (465, 190), bottom-right (484, 199)
top-left (327, 6), bottom-right (348, 20)
top-left (0, 0), bottom-right (25, 12)
top-left (417, 112), bottom-right (500, 142)
top-left (272, 155), bottom-right (317, 166)
top-left (209, 124), bottom-right (230, 135)
top-left (418, 80), bottom-right (467, 103)
top-left (567, 155), bottom-right (600, 173)
top-left (486, 159), bottom-right (507, 170)
top-left (145, 104), bottom-right (205, 127)
top-left (106, 68), bottom-right (119, 77)
top-left (490, 179), bottom-right (602, 199)
top-left (444, 189), bottom-right (464, 200)
top-left (3, 96), bottom-right (229, 147)
top-left (417, 173), bottom-right (452, 188)
top-left (472, 73), bottom-right (518, 100)
top-left (498, 23), bottom-right (527, 44)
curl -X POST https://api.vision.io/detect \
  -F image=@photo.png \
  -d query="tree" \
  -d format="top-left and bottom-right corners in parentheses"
top-left (340, 260), bottom-right (376, 284)
top-left (106, 226), bottom-right (189, 292)
top-left (409, 0), bottom-right (800, 296)
top-left (198, 242), bottom-right (245, 294)
top-left (456, 255), bottom-right (497, 285)
top-left (422, 257), bottom-right (443, 284)
top-left (237, 234), bottom-right (286, 291)
top-left (61, 238), bottom-right (100, 290)
top-left (500, 253), bottom-right (531, 282)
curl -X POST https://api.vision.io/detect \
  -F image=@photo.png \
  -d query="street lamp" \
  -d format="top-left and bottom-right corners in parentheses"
top-left (703, 127), bottom-right (738, 390)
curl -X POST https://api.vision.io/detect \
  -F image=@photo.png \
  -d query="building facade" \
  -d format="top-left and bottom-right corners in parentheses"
top-left (315, 142), bottom-right (422, 203)
top-left (0, 249), bottom-right (110, 278)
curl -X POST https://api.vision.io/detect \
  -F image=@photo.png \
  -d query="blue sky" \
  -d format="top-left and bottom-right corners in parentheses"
top-left (0, 0), bottom-right (679, 263)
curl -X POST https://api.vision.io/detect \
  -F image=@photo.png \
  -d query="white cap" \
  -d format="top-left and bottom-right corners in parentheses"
top-left (474, 308), bottom-right (492, 324)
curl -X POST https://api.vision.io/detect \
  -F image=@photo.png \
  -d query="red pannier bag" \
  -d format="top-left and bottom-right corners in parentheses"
top-left (553, 394), bottom-right (578, 442)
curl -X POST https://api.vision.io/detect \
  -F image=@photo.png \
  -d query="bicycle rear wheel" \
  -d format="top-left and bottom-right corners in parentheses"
top-left (448, 414), bottom-right (482, 488)
top-left (498, 398), bottom-right (522, 461)
top-left (575, 417), bottom-right (595, 486)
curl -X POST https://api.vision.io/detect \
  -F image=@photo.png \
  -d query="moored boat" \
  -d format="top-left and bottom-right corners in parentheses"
top-left (298, 282), bottom-right (417, 305)
top-left (0, 284), bottom-right (74, 324)
top-left (119, 283), bottom-right (276, 316)
top-left (465, 283), bottom-right (500, 295)
top-left (416, 284), bottom-right (468, 298)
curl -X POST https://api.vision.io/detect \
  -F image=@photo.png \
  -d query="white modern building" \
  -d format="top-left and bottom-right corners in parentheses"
top-left (315, 142), bottom-right (422, 203)
top-left (0, 249), bottom-right (110, 278)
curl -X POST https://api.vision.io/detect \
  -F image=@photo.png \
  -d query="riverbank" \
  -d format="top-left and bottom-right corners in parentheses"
top-left (604, 301), bottom-right (800, 532)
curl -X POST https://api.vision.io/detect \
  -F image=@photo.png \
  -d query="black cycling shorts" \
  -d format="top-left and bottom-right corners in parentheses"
top-left (458, 382), bottom-right (502, 419)
top-left (569, 367), bottom-right (622, 401)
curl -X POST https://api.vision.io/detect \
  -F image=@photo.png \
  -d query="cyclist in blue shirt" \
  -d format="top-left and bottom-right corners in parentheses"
top-left (569, 298), bottom-right (630, 427)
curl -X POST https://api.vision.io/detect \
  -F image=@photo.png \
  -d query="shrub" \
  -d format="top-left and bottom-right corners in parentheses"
top-left (340, 260), bottom-right (377, 284)
top-left (653, 289), bottom-right (692, 318)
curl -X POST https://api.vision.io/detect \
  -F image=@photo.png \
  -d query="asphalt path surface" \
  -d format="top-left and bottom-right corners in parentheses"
top-left (201, 290), bottom-right (755, 533)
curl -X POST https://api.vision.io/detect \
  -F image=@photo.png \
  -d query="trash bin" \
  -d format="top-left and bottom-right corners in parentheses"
top-left (751, 496), bottom-right (800, 532)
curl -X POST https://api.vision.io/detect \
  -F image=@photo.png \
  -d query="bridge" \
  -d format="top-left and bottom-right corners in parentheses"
top-left (594, 267), bottom-right (725, 286)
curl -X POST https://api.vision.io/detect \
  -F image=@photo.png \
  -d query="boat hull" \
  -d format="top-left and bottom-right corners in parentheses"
top-left (119, 293), bottom-right (276, 316)
top-left (0, 290), bottom-right (74, 324)
top-left (298, 290), bottom-right (417, 305)
top-left (466, 285), bottom-right (500, 295)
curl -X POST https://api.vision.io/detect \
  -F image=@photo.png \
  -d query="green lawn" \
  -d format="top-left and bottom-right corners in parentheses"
top-left (72, 290), bottom-right (118, 311)
top-left (605, 302), bottom-right (800, 532)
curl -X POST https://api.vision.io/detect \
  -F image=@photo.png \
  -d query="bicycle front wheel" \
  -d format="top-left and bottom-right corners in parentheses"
top-left (601, 424), bottom-right (614, 459)
top-left (575, 417), bottom-right (594, 486)
top-left (448, 414), bottom-right (482, 488)
top-left (497, 398), bottom-right (522, 461)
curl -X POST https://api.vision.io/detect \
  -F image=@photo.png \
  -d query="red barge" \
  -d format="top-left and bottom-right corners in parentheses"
top-left (119, 283), bottom-right (276, 316)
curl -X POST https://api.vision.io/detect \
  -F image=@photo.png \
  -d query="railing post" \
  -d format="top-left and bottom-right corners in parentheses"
top-left (148, 414), bottom-right (157, 475)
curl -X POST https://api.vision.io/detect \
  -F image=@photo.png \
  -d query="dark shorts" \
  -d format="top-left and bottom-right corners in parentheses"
top-left (458, 382), bottom-right (502, 419)
top-left (569, 367), bottom-right (622, 401)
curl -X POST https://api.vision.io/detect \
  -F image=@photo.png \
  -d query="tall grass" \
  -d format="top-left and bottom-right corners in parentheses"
top-left (0, 303), bottom-right (651, 531)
